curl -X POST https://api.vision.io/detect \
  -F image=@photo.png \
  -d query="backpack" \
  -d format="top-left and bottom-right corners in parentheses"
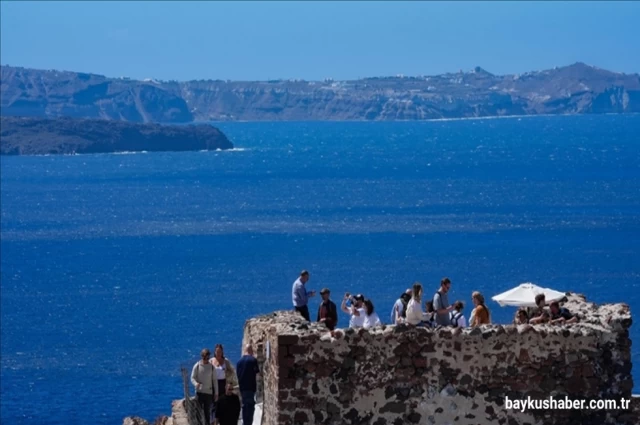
top-left (451, 311), bottom-right (463, 327)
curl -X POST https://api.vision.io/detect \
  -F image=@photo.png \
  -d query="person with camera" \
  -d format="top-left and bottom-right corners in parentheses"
top-left (341, 292), bottom-right (366, 328)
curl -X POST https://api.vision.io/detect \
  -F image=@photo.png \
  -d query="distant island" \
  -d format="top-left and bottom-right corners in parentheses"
top-left (1, 62), bottom-right (639, 123)
top-left (0, 116), bottom-right (233, 155)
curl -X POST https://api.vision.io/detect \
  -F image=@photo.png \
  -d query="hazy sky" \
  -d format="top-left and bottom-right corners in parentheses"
top-left (1, 1), bottom-right (639, 81)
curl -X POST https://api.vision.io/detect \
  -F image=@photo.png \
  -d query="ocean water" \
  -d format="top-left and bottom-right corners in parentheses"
top-left (1, 115), bottom-right (639, 424)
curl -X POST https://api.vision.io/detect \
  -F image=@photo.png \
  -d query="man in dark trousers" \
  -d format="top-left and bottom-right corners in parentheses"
top-left (215, 383), bottom-right (241, 425)
top-left (291, 270), bottom-right (316, 321)
top-left (317, 287), bottom-right (338, 330)
top-left (236, 344), bottom-right (260, 425)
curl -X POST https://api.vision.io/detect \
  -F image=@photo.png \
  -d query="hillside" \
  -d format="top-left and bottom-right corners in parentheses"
top-left (2, 63), bottom-right (640, 123)
top-left (0, 116), bottom-right (233, 155)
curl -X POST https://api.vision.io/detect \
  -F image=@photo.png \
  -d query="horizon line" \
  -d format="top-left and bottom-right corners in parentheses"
top-left (1, 61), bottom-right (637, 84)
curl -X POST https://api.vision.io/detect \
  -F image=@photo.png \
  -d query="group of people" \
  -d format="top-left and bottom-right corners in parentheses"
top-left (514, 293), bottom-right (578, 325)
top-left (291, 270), bottom-right (578, 330)
top-left (190, 344), bottom-right (259, 425)
top-left (292, 271), bottom-right (491, 330)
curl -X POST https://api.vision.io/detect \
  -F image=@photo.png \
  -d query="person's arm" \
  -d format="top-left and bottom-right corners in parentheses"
top-left (434, 293), bottom-right (453, 315)
top-left (564, 315), bottom-right (578, 324)
top-left (340, 295), bottom-right (351, 314)
top-left (469, 308), bottom-right (477, 327)
top-left (393, 303), bottom-right (400, 324)
top-left (317, 304), bottom-right (322, 322)
top-left (191, 363), bottom-right (201, 390)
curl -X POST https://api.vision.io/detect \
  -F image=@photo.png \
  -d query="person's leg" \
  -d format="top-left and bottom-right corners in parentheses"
top-left (203, 394), bottom-right (213, 425)
top-left (197, 392), bottom-right (210, 425)
top-left (241, 391), bottom-right (256, 425)
top-left (300, 305), bottom-right (310, 321)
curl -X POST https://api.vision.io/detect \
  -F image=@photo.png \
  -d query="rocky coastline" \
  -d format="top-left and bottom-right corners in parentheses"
top-left (3, 63), bottom-right (640, 123)
top-left (0, 116), bottom-right (233, 155)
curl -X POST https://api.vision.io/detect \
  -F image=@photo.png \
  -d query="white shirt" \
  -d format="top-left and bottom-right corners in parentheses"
top-left (405, 298), bottom-right (426, 325)
top-left (391, 299), bottom-right (404, 324)
top-left (451, 311), bottom-right (467, 328)
top-left (210, 359), bottom-right (227, 380)
top-left (349, 307), bottom-right (366, 328)
top-left (363, 312), bottom-right (381, 329)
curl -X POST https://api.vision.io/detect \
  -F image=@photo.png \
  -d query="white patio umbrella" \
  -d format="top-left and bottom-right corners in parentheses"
top-left (491, 282), bottom-right (566, 307)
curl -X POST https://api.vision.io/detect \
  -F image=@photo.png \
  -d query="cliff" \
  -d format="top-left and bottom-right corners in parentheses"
top-left (2, 63), bottom-right (640, 123)
top-left (0, 116), bottom-right (233, 155)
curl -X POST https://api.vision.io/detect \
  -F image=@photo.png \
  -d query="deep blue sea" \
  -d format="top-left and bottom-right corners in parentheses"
top-left (1, 115), bottom-right (639, 424)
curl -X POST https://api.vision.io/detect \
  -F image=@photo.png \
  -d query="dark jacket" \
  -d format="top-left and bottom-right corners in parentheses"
top-left (317, 299), bottom-right (338, 330)
top-left (216, 393), bottom-right (241, 425)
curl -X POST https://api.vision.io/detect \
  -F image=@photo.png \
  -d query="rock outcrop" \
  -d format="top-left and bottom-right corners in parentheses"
top-left (2, 63), bottom-right (640, 123)
top-left (0, 116), bottom-right (233, 155)
top-left (242, 293), bottom-right (637, 425)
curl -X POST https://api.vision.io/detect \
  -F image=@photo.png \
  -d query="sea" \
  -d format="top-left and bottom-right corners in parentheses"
top-left (1, 115), bottom-right (639, 424)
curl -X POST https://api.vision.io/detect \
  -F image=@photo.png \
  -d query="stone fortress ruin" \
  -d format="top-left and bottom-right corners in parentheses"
top-left (242, 293), bottom-right (639, 425)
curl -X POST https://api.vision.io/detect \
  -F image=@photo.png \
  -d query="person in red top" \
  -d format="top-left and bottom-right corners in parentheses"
top-left (317, 288), bottom-right (338, 330)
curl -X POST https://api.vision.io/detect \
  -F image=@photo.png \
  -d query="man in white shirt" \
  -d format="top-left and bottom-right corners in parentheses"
top-left (341, 293), bottom-right (366, 328)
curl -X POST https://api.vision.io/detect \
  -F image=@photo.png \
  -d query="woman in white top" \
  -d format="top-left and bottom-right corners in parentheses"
top-left (362, 299), bottom-right (382, 329)
top-left (404, 282), bottom-right (430, 326)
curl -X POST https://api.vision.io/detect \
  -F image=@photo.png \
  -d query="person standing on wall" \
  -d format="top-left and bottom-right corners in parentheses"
top-left (236, 344), bottom-right (260, 425)
top-left (292, 270), bottom-right (316, 321)
top-left (433, 277), bottom-right (455, 326)
top-left (191, 348), bottom-right (218, 425)
top-left (317, 287), bottom-right (338, 330)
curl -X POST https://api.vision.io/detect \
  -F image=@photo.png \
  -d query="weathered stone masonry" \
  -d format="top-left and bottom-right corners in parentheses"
top-left (243, 294), bottom-right (638, 425)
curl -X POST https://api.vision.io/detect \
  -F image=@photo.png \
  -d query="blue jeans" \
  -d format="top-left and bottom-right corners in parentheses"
top-left (241, 391), bottom-right (256, 425)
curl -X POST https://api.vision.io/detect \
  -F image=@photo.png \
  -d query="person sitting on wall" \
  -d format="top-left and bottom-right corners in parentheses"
top-left (549, 301), bottom-right (578, 325)
top-left (317, 287), bottom-right (338, 330)
top-left (404, 282), bottom-right (432, 326)
top-left (450, 301), bottom-right (467, 328)
top-left (363, 298), bottom-right (382, 328)
top-left (215, 383), bottom-right (241, 425)
top-left (391, 289), bottom-right (412, 325)
top-left (514, 308), bottom-right (529, 324)
top-left (528, 294), bottom-right (550, 324)
top-left (341, 293), bottom-right (366, 328)
top-left (469, 291), bottom-right (491, 326)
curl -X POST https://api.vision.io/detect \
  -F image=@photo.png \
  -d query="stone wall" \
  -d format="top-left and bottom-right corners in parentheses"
top-left (243, 294), bottom-right (637, 425)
